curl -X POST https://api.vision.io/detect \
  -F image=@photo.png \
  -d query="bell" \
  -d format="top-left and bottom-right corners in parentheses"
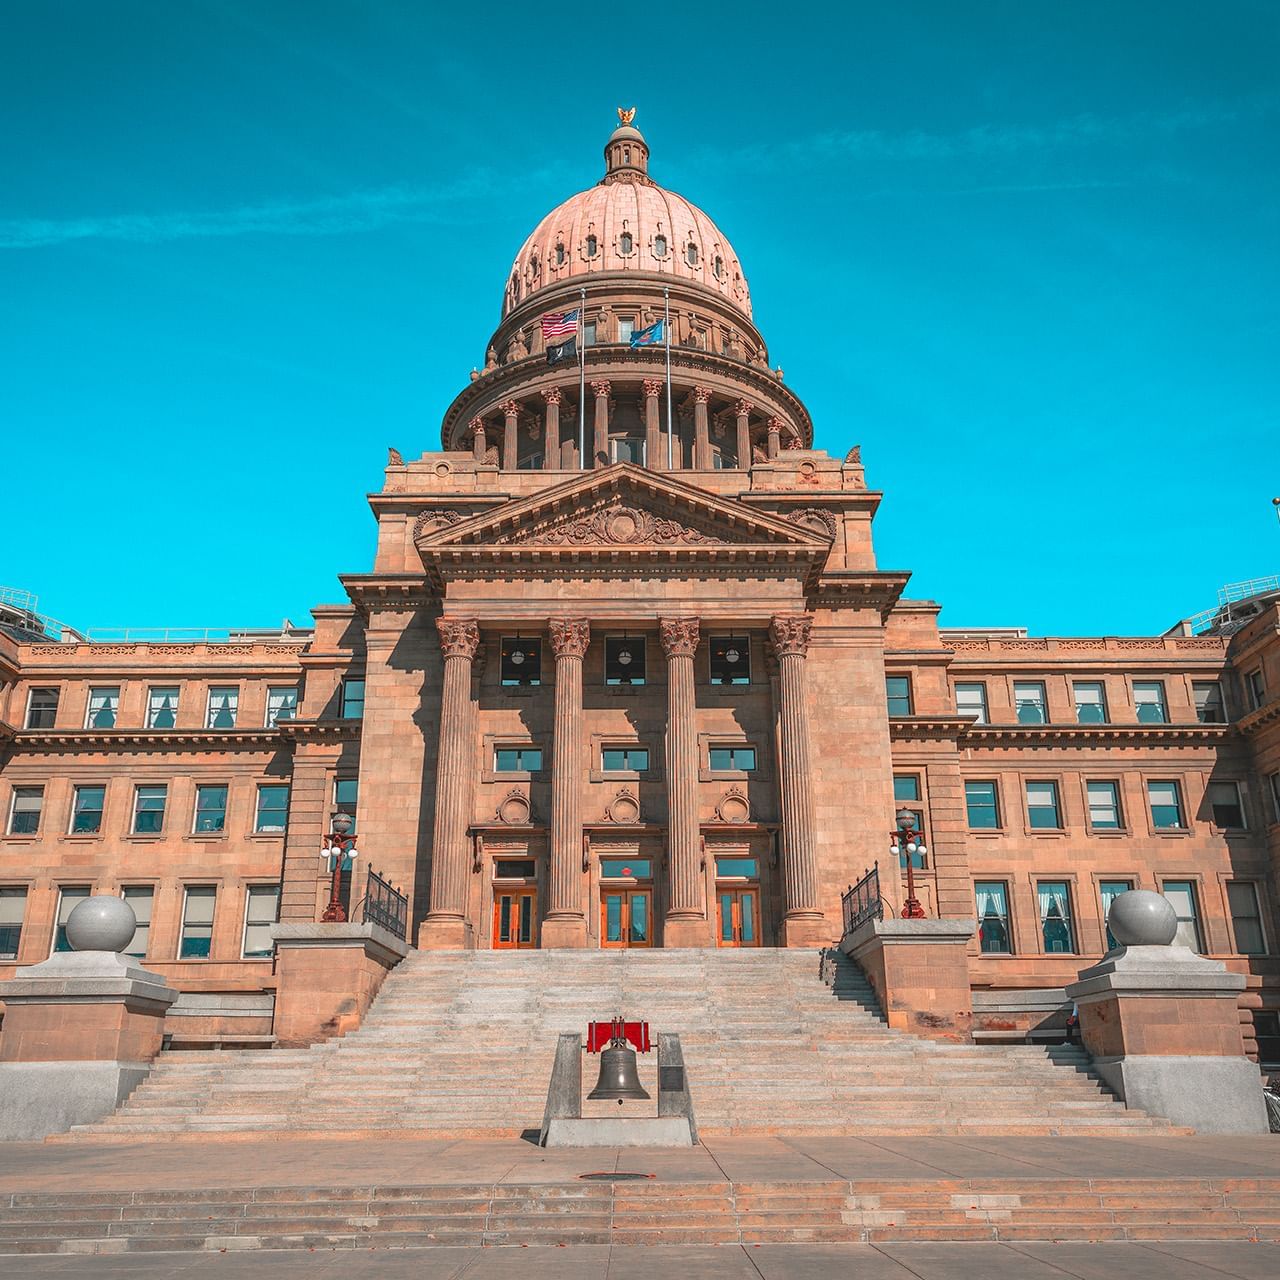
top-left (588, 1035), bottom-right (650, 1103)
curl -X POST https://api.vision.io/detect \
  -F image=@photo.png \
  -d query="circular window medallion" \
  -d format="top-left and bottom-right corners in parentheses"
top-left (497, 790), bottom-right (531, 825)
top-left (715, 787), bottom-right (750, 824)
top-left (435, 461), bottom-right (452, 478)
top-left (605, 788), bottom-right (641, 824)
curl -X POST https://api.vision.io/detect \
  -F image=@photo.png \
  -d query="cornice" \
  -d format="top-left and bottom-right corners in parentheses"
top-left (810, 571), bottom-right (911, 618)
top-left (341, 574), bottom-right (439, 611)
top-left (889, 716), bottom-right (972, 741)
top-left (959, 722), bottom-right (1235, 748)
top-left (11, 728), bottom-right (286, 752)
top-left (277, 718), bottom-right (363, 744)
top-left (1237, 697), bottom-right (1280, 735)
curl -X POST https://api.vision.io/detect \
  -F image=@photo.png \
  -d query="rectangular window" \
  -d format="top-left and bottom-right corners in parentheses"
top-left (955, 682), bottom-right (988, 724)
top-left (610, 437), bottom-right (645, 464)
top-left (583, 321), bottom-right (597, 346)
top-left (618, 317), bottom-right (635, 342)
top-left (500, 638), bottom-right (541, 687)
top-left (206, 686), bottom-right (239, 729)
top-left (7, 786), bottom-right (43, 835)
top-left (975, 881), bottom-right (1012, 954)
top-left (1161, 879), bottom-right (1201, 952)
top-left (709, 745), bottom-right (757, 771)
top-left (122, 885), bottom-right (153, 959)
top-left (1207, 779), bottom-right (1245, 829)
top-left (893, 775), bottom-right (920, 802)
top-left (715, 856), bottom-right (759, 879)
top-left (193, 784), bottom-right (228, 834)
top-left (710, 636), bottom-right (751, 685)
top-left (1086, 780), bottom-right (1121, 830)
top-left (602, 746), bottom-right (649, 772)
top-left (494, 859), bottom-right (536, 880)
top-left (334, 778), bottom-right (358, 834)
top-left (146, 686), bottom-right (179, 729)
top-left (266, 686), bottom-right (298, 727)
top-left (964, 780), bottom-right (1000, 829)
top-left (494, 746), bottom-right (542, 772)
top-left (179, 886), bottom-right (216, 959)
top-left (1270, 771), bottom-right (1280, 825)
top-left (605, 636), bottom-right (646, 685)
top-left (0, 887), bottom-right (27, 960)
top-left (1073, 681), bottom-right (1108, 724)
top-left (1247, 668), bottom-right (1266, 711)
top-left (600, 857), bottom-right (651, 880)
top-left (1037, 881), bottom-right (1075, 953)
top-left (242, 885), bottom-right (280, 958)
top-left (1133, 680), bottom-right (1168, 724)
top-left (70, 784), bottom-right (106, 834)
top-left (1026, 779), bottom-right (1062, 829)
top-left (52, 885), bottom-right (91, 954)
top-left (1227, 881), bottom-right (1265, 956)
top-left (885, 675), bottom-right (912, 716)
top-left (85, 686), bottom-right (119, 729)
top-left (1014, 681), bottom-right (1048, 724)
top-left (132, 784), bottom-right (167, 835)
top-left (1194, 681), bottom-right (1225, 724)
top-left (340, 678), bottom-right (365, 718)
top-left (1100, 879), bottom-right (1134, 951)
top-left (1147, 779), bottom-right (1185, 830)
top-left (24, 687), bottom-right (59, 729)
top-left (255, 784), bottom-right (289, 833)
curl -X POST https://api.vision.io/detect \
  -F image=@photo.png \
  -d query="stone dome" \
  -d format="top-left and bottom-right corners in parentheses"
top-left (502, 113), bottom-right (752, 322)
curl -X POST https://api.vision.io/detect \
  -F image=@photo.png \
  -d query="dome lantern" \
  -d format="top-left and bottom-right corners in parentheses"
top-left (605, 106), bottom-right (649, 180)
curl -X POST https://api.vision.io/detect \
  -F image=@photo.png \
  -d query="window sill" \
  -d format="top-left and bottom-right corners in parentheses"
top-left (63, 833), bottom-right (104, 841)
top-left (189, 833), bottom-right (228, 841)
top-left (1088, 828), bottom-right (1131, 838)
top-left (124, 834), bottom-right (166, 842)
top-left (1153, 828), bottom-right (1193, 837)
top-left (2, 834), bottom-right (41, 842)
top-left (1026, 829), bottom-right (1068, 838)
top-left (592, 771), bottom-right (654, 783)
top-left (700, 770), bottom-right (757, 783)
top-left (249, 831), bottom-right (287, 840)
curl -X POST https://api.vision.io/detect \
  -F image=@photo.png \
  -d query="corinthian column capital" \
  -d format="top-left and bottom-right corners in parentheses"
top-left (734, 399), bottom-right (753, 418)
top-left (499, 399), bottom-right (520, 419)
top-left (642, 378), bottom-right (664, 399)
top-left (659, 617), bottom-right (700, 658)
top-left (590, 379), bottom-right (612, 398)
top-left (769, 613), bottom-right (813, 658)
top-left (548, 617), bottom-right (591, 659)
top-left (436, 617), bottom-right (481, 660)
top-left (693, 386), bottom-right (713, 405)
top-left (540, 386), bottom-right (563, 405)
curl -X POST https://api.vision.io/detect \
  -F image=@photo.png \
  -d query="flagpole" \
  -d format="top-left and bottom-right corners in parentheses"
top-left (578, 286), bottom-right (587, 468)
top-left (664, 287), bottom-right (672, 469)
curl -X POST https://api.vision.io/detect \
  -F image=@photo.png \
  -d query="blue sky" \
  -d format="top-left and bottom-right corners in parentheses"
top-left (3, 1), bottom-right (1277, 636)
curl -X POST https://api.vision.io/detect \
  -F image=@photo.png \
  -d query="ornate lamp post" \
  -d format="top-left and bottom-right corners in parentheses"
top-left (321, 811), bottom-right (356, 923)
top-left (891, 807), bottom-right (927, 919)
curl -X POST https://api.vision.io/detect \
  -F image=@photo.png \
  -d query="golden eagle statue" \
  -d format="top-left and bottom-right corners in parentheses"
top-left (617, 107), bottom-right (636, 126)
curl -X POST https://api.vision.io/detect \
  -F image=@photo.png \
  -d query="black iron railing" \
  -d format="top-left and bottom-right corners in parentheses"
top-left (842, 861), bottom-right (883, 936)
top-left (362, 867), bottom-right (408, 940)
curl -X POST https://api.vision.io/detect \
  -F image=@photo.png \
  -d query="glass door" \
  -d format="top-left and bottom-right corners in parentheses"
top-left (716, 888), bottom-right (760, 947)
top-left (601, 890), bottom-right (652, 948)
top-left (493, 888), bottom-right (537, 949)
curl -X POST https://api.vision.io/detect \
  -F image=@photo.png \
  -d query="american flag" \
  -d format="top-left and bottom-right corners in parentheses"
top-left (540, 308), bottom-right (579, 341)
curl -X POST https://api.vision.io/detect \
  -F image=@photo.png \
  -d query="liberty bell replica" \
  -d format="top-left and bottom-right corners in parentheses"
top-left (588, 1019), bottom-right (651, 1103)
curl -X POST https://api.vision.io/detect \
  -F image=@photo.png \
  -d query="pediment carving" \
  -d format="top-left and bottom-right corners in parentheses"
top-left (497, 502), bottom-right (724, 548)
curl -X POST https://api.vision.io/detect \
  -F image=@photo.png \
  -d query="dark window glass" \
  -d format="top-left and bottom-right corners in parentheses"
top-left (686, 241), bottom-right (698, 266)
top-left (132, 785), bottom-right (166, 834)
top-left (710, 635), bottom-right (750, 685)
top-left (1026, 780), bottom-right (1062, 829)
top-left (600, 858), bottom-right (651, 879)
top-left (709, 745), bottom-right (756, 771)
top-left (1228, 882), bottom-right (1265, 955)
top-left (1247, 669), bottom-right (1266, 710)
top-left (1148, 780), bottom-right (1184, 830)
top-left (147, 687), bottom-right (179, 729)
top-left (965, 780), bottom-right (999, 829)
top-left (893, 775), bottom-right (920, 802)
top-left (1100, 880), bottom-right (1133, 951)
top-left (0, 887), bottom-right (26, 960)
top-left (8, 786), bottom-right (43, 835)
top-left (653, 234), bottom-right (668, 258)
top-left (619, 232), bottom-right (633, 254)
top-left (494, 859), bottom-right (536, 879)
top-left (53, 886), bottom-right (90, 953)
top-left (25, 687), bottom-right (59, 729)
top-left (71, 785), bottom-right (105, 834)
top-left (1038, 881), bottom-right (1075, 953)
top-left (1161, 879), bottom-right (1201, 951)
top-left (1134, 681), bottom-right (1168, 724)
top-left (194, 785), bottom-right (228, 833)
top-left (555, 242), bottom-right (565, 266)
top-left (86, 687), bottom-right (119, 729)
top-left (180, 886), bottom-right (216, 959)
top-left (206, 686), bottom-right (238, 729)
top-left (602, 747), bottom-right (649, 772)
top-left (1073, 682), bottom-right (1108, 723)
top-left (1014, 682), bottom-right (1048, 724)
top-left (501, 637), bottom-right (541, 687)
top-left (1208, 780), bottom-right (1245, 829)
top-left (586, 234), bottom-right (598, 258)
top-left (605, 636), bottom-right (646, 685)
top-left (886, 676), bottom-right (912, 716)
top-left (340, 678), bottom-right (365, 719)
top-left (495, 746), bottom-right (542, 772)
top-left (714, 254), bottom-right (724, 278)
top-left (1194, 681), bottom-right (1225, 723)
top-left (976, 881), bottom-right (1011, 953)
top-left (715, 857), bottom-right (758, 879)
top-left (255, 785), bottom-right (289, 833)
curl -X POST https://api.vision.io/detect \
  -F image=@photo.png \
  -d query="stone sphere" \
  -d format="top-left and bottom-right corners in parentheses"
top-left (65, 895), bottom-right (137, 954)
top-left (1107, 890), bottom-right (1177, 947)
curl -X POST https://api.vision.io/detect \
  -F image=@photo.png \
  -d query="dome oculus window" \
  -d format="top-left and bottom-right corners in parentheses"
top-left (501, 637), bottom-right (542, 687)
top-left (686, 241), bottom-right (699, 267)
top-left (653, 234), bottom-right (668, 258)
top-left (586, 234), bottom-right (599, 258)
top-left (619, 231), bottom-right (633, 255)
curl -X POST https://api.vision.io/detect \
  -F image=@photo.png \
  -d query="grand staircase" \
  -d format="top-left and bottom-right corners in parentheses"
top-left (71, 948), bottom-right (1174, 1139)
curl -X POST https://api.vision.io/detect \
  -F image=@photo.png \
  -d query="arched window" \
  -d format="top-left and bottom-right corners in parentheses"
top-left (686, 241), bottom-right (698, 267)
top-left (619, 231), bottom-right (633, 255)
top-left (654, 234), bottom-right (668, 258)
top-left (714, 255), bottom-right (724, 279)
top-left (624, 146), bottom-right (631, 165)
top-left (586, 234), bottom-right (599, 258)
top-left (555, 242), bottom-right (566, 266)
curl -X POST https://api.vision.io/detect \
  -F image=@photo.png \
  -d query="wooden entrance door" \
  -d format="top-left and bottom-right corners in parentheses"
top-left (716, 888), bottom-right (761, 947)
top-left (601, 890), bottom-right (652, 948)
top-left (493, 888), bottom-right (537, 949)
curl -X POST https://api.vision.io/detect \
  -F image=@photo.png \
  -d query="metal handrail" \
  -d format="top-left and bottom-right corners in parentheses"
top-left (841, 862), bottom-right (883, 936)
top-left (362, 867), bottom-right (408, 941)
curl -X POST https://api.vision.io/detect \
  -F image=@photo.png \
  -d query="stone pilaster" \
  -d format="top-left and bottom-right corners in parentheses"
top-left (500, 400), bottom-right (519, 472)
top-left (470, 416), bottom-right (487, 463)
top-left (420, 617), bottom-right (480, 949)
top-left (643, 379), bottom-right (664, 470)
top-left (660, 617), bottom-right (706, 946)
top-left (693, 387), bottom-right (712, 469)
top-left (591, 380), bottom-right (610, 467)
top-left (734, 399), bottom-right (752, 470)
top-left (544, 617), bottom-right (590, 948)
top-left (541, 387), bottom-right (561, 471)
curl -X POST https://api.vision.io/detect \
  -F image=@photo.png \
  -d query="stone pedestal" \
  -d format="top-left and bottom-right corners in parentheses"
top-left (841, 917), bottom-right (976, 1042)
top-left (272, 922), bottom-right (410, 1047)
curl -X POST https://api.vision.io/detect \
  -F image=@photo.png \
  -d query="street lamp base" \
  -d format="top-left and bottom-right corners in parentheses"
top-left (900, 898), bottom-right (926, 920)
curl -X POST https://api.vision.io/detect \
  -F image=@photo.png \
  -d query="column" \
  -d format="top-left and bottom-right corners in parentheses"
top-left (421, 617), bottom-right (480, 949)
top-left (769, 613), bottom-right (827, 946)
top-left (735, 399), bottom-right (752, 470)
top-left (643, 379), bottom-right (664, 469)
top-left (541, 388), bottom-right (561, 470)
top-left (660, 617), bottom-right (706, 946)
top-left (500, 400), bottom-right (519, 471)
top-left (591, 380), bottom-right (610, 467)
top-left (693, 387), bottom-right (712, 469)
top-left (470, 416), bottom-right (487, 463)
top-left (766, 417), bottom-right (782, 459)
top-left (544, 618), bottom-right (590, 948)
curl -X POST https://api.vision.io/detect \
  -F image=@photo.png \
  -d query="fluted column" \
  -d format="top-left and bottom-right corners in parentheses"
top-left (591, 380), bottom-right (610, 467)
top-left (735, 399), bottom-right (752, 470)
top-left (660, 617), bottom-right (706, 946)
top-left (540, 388), bottom-right (561, 471)
top-left (643, 379), bottom-right (664, 469)
top-left (769, 613), bottom-right (826, 945)
top-left (693, 387), bottom-right (712, 469)
top-left (766, 417), bottom-right (783, 459)
top-left (544, 617), bottom-right (590, 948)
top-left (470, 416), bottom-right (487, 463)
top-left (421, 617), bottom-right (481, 949)
top-left (500, 400), bottom-right (519, 471)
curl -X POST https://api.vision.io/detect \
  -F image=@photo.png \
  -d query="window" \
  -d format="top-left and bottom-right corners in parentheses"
top-left (24, 687), bottom-right (58, 729)
top-left (242, 885), bottom-right (280, 958)
top-left (585, 233), bottom-right (598, 258)
top-left (601, 857), bottom-right (651, 880)
top-left (86, 687), bottom-right (119, 729)
top-left (1257, 1011), bottom-right (1280, 1064)
top-left (714, 254), bottom-right (724, 278)
top-left (334, 778), bottom-right (358, 832)
top-left (1026, 780), bottom-right (1062, 829)
top-left (653, 234), bottom-right (668, 258)
top-left (1073, 682), bottom-right (1108, 724)
top-left (1207, 780), bottom-right (1245, 829)
top-left (193, 784), bottom-right (228, 833)
top-left (686, 241), bottom-right (698, 266)
top-left (583, 321), bottom-right (597, 346)
top-left (1194, 681), bottom-right (1225, 724)
top-left (0, 887), bottom-right (26, 960)
top-left (7, 786), bottom-right (43, 835)
top-left (885, 675), bottom-right (912, 716)
top-left (132, 784), bottom-right (167, 834)
top-left (146, 686), bottom-right (179, 729)
top-left (122, 886), bottom-right (153, 959)
top-left (1270, 772), bottom-right (1280, 825)
top-left (495, 746), bottom-right (542, 772)
top-left (52, 886), bottom-right (90, 954)
top-left (1014, 681), bottom-right (1048, 724)
top-left (976, 882), bottom-right (1012, 954)
top-left (710, 635), bottom-right (751, 685)
top-left (340, 678), bottom-right (365, 718)
top-left (554, 241), bottom-right (565, 266)
top-left (955, 682), bottom-right (988, 724)
top-left (1133, 681), bottom-right (1168, 724)
top-left (965, 780), bottom-right (1000, 829)
top-left (715, 857), bottom-right (758, 879)
top-left (500, 638), bottom-right (541, 687)
top-left (602, 747), bottom-right (649, 772)
top-left (494, 859), bottom-right (536, 879)
top-left (179, 886), bottom-right (216, 958)
top-left (1246, 668), bottom-right (1266, 711)
top-left (611, 438), bottom-right (645, 464)
top-left (516, 452), bottom-right (544, 471)
top-left (1147, 779), bottom-right (1185, 830)
top-left (70, 784), bottom-right (105, 834)
top-left (266, 686), bottom-right (298, 727)
top-left (618, 316), bottom-right (634, 341)
top-left (1086, 780), bottom-right (1122, 830)
top-left (894, 776), bottom-right (925, 868)
top-left (255, 784), bottom-right (289, 833)
top-left (1037, 881), bottom-right (1075, 953)
top-left (1161, 879), bottom-right (1201, 951)
top-left (605, 636), bottom-right (646, 685)
top-left (1100, 880), bottom-right (1134, 951)
top-left (1228, 882), bottom-right (1265, 955)
top-left (709, 745), bottom-right (756, 771)
top-left (206, 686), bottom-right (238, 729)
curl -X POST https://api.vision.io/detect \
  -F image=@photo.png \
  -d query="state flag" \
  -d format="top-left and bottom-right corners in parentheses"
top-left (629, 319), bottom-right (665, 347)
